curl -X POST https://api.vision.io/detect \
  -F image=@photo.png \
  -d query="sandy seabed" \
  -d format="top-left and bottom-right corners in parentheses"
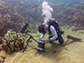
top-left (0, 25), bottom-right (84, 63)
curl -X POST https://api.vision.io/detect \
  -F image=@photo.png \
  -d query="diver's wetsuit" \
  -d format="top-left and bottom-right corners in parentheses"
top-left (40, 24), bottom-right (64, 44)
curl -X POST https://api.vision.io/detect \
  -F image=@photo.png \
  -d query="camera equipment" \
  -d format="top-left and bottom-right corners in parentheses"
top-left (33, 40), bottom-right (46, 51)
top-left (20, 22), bottom-right (29, 33)
top-left (20, 22), bottom-right (46, 52)
top-left (23, 31), bottom-right (46, 52)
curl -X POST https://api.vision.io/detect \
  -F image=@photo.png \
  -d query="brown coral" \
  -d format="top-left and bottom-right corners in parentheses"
top-left (2, 29), bottom-right (28, 54)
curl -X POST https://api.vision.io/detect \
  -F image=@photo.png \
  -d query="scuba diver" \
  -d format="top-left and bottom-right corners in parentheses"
top-left (38, 19), bottom-right (65, 46)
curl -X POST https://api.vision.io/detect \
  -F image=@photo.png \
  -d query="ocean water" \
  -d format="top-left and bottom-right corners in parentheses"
top-left (0, 0), bottom-right (84, 63)
top-left (0, 0), bottom-right (84, 35)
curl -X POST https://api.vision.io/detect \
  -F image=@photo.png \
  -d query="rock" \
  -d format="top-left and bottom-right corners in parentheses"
top-left (0, 60), bottom-right (1, 63)
top-left (0, 49), bottom-right (2, 52)
top-left (0, 37), bottom-right (3, 44)
top-left (53, 50), bottom-right (56, 53)
top-left (1, 56), bottom-right (7, 59)
top-left (0, 56), bottom-right (7, 63)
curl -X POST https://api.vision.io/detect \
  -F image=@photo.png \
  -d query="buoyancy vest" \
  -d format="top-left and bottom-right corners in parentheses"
top-left (48, 21), bottom-right (64, 35)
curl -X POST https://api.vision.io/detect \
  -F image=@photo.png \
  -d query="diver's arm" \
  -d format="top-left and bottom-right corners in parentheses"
top-left (49, 26), bottom-right (58, 41)
top-left (39, 34), bottom-right (45, 39)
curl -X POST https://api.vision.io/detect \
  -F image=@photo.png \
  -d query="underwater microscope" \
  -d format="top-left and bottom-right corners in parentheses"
top-left (20, 21), bottom-right (46, 52)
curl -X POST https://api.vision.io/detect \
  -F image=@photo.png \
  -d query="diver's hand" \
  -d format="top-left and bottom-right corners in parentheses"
top-left (45, 40), bottom-right (54, 43)
top-left (45, 40), bottom-right (50, 43)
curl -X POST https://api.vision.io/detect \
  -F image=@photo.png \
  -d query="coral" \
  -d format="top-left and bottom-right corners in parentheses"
top-left (52, 3), bottom-right (84, 30)
top-left (0, 1), bottom-right (28, 36)
top-left (0, 0), bottom-right (84, 37)
top-left (2, 29), bottom-right (28, 54)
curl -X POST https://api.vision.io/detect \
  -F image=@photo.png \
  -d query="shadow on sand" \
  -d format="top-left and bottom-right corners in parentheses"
top-left (65, 35), bottom-right (82, 45)
top-left (36, 41), bottom-right (65, 59)
top-left (36, 35), bottom-right (82, 58)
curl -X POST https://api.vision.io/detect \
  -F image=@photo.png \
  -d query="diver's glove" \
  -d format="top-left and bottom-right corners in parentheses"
top-left (45, 39), bottom-right (52, 43)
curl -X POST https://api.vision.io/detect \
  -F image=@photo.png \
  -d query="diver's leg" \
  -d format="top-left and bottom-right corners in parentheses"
top-left (58, 35), bottom-right (64, 45)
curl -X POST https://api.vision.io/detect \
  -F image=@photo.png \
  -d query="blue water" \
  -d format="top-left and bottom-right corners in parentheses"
top-left (0, 0), bottom-right (84, 36)
top-left (1, 0), bottom-right (84, 5)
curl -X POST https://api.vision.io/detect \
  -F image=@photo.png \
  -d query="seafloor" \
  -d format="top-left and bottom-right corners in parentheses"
top-left (0, 25), bottom-right (84, 63)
